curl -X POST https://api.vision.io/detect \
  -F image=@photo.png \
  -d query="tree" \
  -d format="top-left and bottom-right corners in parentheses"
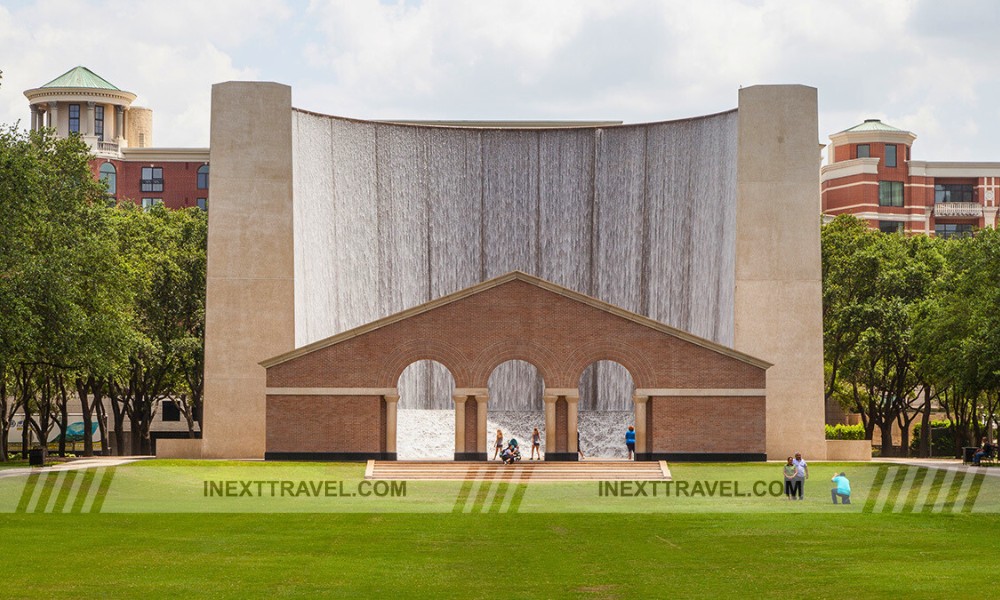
top-left (822, 216), bottom-right (943, 456)
top-left (0, 126), bottom-right (126, 461)
top-left (106, 204), bottom-right (207, 454)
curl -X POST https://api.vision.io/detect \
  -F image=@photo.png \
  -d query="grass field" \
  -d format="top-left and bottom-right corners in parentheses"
top-left (0, 460), bottom-right (997, 598)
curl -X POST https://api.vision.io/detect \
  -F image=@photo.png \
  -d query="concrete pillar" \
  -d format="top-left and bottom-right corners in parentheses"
top-left (48, 102), bottom-right (58, 133)
top-left (566, 394), bottom-right (579, 454)
top-left (475, 394), bottom-right (489, 458)
top-left (736, 85), bottom-right (825, 460)
top-left (453, 394), bottom-right (466, 457)
top-left (633, 395), bottom-right (649, 459)
top-left (384, 394), bottom-right (399, 458)
top-left (86, 102), bottom-right (95, 136)
top-left (29, 105), bottom-right (38, 131)
top-left (201, 82), bottom-right (295, 459)
top-left (116, 106), bottom-right (124, 143)
top-left (543, 394), bottom-right (557, 456)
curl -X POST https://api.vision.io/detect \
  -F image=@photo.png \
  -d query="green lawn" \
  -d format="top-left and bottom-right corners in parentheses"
top-left (0, 460), bottom-right (996, 597)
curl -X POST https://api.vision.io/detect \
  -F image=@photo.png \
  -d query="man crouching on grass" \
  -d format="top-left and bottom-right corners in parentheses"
top-left (831, 472), bottom-right (851, 504)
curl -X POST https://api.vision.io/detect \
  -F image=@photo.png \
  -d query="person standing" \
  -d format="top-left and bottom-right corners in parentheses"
top-left (492, 429), bottom-right (504, 460)
top-left (792, 452), bottom-right (808, 500)
top-left (530, 427), bottom-right (542, 460)
top-left (831, 472), bottom-right (851, 504)
top-left (783, 457), bottom-right (798, 500)
top-left (625, 425), bottom-right (636, 460)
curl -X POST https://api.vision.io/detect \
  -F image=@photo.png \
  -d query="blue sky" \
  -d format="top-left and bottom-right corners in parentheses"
top-left (2, 0), bottom-right (1000, 161)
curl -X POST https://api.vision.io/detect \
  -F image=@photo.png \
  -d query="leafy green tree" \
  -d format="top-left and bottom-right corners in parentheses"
top-left (106, 204), bottom-right (207, 454)
top-left (914, 228), bottom-right (1000, 454)
top-left (822, 216), bottom-right (943, 456)
top-left (0, 126), bottom-right (125, 461)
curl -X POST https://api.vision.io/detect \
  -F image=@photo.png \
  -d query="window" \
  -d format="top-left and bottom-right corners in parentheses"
top-left (197, 198), bottom-right (208, 211)
top-left (68, 104), bottom-right (80, 134)
top-left (856, 144), bottom-right (870, 159)
top-left (885, 145), bottom-right (897, 168)
top-left (141, 166), bottom-right (163, 192)
top-left (95, 106), bottom-right (104, 141)
top-left (99, 162), bottom-right (116, 195)
top-left (879, 221), bottom-right (904, 234)
top-left (197, 164), bottom-right (209, 190)
top-left (934, 184), bottom-right (974, 203)
top-left (161, 400), bottom-right (180, 422)
top-left (142, 198), bottom-right (163, 210)
top-left (935, 223), bottom-right (973, 239)
top-left (878, 181), bottom-right (904, 207)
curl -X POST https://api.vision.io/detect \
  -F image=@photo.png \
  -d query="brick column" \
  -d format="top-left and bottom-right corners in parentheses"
top-left (633, 395), bottom-right (649, 460)
top-left (384, 394), bottom-right (399, 459)
top-left (453, 394), bottom-right (466, 459)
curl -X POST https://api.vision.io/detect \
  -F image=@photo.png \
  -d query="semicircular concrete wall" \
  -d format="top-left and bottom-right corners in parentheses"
top-left (291, 110), bottom-right (738, 410)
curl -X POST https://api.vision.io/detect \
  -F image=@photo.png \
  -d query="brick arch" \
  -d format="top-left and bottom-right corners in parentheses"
top-left (380, 339), bottom-right (472, 387)
top-left (561, 341), bottom-right (657, 389)
top-left (470, 339), bottom-right (561, 387)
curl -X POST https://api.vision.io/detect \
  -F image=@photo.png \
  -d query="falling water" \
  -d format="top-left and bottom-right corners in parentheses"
top-left (292, 109), bottom-right (738, 416)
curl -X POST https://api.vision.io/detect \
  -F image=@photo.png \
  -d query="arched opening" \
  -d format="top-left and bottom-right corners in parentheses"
top-left (395, 360), bottom-right (455, 459)
top-left (487, 359), bottom-right (545, 459)
top-left (577, 360), bottom-right (636, 458)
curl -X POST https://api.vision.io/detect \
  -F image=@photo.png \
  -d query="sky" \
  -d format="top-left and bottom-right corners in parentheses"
top-left (1, 0), bottom-right (1000, 161)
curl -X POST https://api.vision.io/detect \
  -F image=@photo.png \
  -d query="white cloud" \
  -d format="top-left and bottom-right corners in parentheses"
top-left (3, 0), bottom-right (1000, 159)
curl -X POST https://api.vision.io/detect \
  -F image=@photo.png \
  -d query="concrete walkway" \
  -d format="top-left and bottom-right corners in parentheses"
top-left (0, 456), bottom-right (151, 480)
top-left (875, 457), bottom-right (1000, 478)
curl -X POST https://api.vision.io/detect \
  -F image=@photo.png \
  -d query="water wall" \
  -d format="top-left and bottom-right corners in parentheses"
top-left (291, 110), bottom-right (738, 412)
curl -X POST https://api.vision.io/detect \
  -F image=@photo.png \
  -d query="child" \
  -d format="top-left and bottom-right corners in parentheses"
top-left (492, 429), bottom-right (504, 460)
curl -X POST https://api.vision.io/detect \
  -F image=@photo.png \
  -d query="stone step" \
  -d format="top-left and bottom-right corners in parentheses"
top-left (367, 460), bottom-right (671, 481)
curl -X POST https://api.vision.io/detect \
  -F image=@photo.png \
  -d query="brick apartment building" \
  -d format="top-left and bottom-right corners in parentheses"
top-left (23, 66), bottom-right (209, 211)
top-left (821, 119), bottom-right (1000, 237)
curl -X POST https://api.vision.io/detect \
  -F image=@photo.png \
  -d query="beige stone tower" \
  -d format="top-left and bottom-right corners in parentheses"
top-left (734, 85), bottom-right (827, 460)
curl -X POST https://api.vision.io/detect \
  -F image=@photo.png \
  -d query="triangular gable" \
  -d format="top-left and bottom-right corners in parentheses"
top-left (261, 271), bottom-right (771, 369)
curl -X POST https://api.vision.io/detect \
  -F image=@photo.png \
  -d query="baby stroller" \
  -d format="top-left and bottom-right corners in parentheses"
top-left (500, 439), bottom-right (522, 464)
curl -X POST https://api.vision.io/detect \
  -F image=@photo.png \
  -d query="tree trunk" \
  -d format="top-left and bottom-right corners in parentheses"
top-left (880, 423), bottom-right (895, 457)
top-left (76, 378), bottom-right (94, 457)
top-left (919, 386), bottom-right (931, 458)
top-left (57, 376), bottom-right (69, 457)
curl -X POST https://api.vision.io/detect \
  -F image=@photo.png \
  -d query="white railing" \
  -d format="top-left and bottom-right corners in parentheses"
top-left (97, 140), bottom-right (120, 154)
top-left (934, 202), bottom-right (982, 217)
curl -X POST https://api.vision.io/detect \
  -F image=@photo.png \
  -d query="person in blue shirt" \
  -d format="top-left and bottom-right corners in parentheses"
top-left (625, 426), bottom-right (636, 460)
top-left (831, 472), bottom-right (851, 504)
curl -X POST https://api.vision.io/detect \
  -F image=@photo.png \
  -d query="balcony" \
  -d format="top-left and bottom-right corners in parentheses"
top-left (933, 202), bottom-right (982, 218)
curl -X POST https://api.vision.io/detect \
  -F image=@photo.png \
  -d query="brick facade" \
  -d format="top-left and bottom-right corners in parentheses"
top-left (263, 272), bottom-right (769, 461)
top-left (90, 157), bottom-right (209, 210)
top-left (821, 120), bottom-right (1000, 235)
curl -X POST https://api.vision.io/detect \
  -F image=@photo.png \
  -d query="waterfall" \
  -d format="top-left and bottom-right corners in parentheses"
top-left (292, 110), bottom-right (738, 413)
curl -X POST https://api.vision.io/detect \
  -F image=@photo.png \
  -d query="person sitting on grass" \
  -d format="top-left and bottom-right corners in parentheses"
top-left (831, 472), bottom-right (851, 505)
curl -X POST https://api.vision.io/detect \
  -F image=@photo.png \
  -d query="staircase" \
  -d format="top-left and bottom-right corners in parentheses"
top-left (366, 460), bottom-right (671, 482)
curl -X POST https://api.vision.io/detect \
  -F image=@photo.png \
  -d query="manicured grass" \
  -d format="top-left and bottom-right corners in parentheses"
top-left (0, 512), bottom-right (997, 597)
top-left (0, 460), bottom-right (997, 597)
